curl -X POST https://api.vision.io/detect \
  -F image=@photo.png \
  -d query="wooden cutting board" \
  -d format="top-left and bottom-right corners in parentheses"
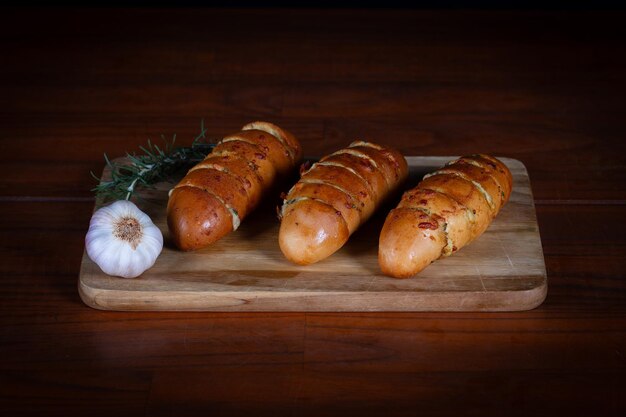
top-left (79, 157), bottom-right (547, 312)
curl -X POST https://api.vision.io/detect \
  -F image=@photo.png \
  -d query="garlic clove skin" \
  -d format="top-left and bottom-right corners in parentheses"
top-left (85, 200), bottom-right (163, 278)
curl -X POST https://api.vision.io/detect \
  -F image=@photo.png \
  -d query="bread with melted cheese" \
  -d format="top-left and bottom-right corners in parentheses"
top-left (167, 122), bottom-right (302, 251)
top-left (279, 141), bottom-right (408, 265)
top-left (378, 154), bottom-right (512, 278)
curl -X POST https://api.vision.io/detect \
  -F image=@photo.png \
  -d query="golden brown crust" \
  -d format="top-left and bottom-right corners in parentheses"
top-left (192, 153), bottom-right (264, 211)
top-left (279, 199), bottom-right (349, 265)
top-left (319, 151), bottom-right (387, 203)
top-left (458, 155), bottom-right (513, 203)
top-left (212, 139), bottom-right (276, 186)
top-left (301, 163), bottom-right (376, 221)
top-left (285, 181), bottom-right (361, 234)
top-left (167, 187), bottom-right (233, 251)
top-left (426, 164), bottom-right (502, 215)
top-left (378, 207), bottom-right (446, 278)
top-left (347, 143), bottom-right (409, 187)
top-left (379, 146), bottom-right (409, 182)
top-left (168, 122), bottom-right (300, 251)
top-left (175, 168), bottom-right (249, 220)
top-left (419, 173), bottom-right (493, 237)
top-left (379, 154), bottom-right (512, 278)
top-left (241, 121), bottom-right (303, 165)
top-left (397, 188), bottom-right (473, 255)
top-left (223, 129), bottom-right (292, 176)
top-left (279, 141), bottom-right (408, 264)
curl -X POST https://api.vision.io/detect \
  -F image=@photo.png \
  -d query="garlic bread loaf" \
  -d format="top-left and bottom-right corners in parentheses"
top-left (378, 154), bottom-right (512, 278)
top-left (167, 122), bottom-right (302, 251)
top-left (279, 141), bottom-right (408, 265)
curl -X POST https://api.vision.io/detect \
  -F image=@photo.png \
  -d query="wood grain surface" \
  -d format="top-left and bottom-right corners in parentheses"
top-left (79, 157), bottom-right (547, 312)
top-left (1, 7), bottom-right (625, 417)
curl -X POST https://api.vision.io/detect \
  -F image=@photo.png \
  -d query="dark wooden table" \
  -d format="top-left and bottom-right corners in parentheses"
top-left (1, 7), bottom-right (625, 416)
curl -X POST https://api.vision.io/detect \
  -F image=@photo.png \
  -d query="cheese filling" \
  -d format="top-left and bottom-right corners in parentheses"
top-left (421, 187), bottom-right (477, 225)
top-left (441, 222), bottom-right (454, 257)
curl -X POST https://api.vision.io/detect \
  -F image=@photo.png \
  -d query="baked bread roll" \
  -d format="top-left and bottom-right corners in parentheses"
top-left (167, 122), bottom-right (302, 251)
top-left (379, 154), bottom-right (512, 278)
top-left (279, 141), bottom-right (408, 265)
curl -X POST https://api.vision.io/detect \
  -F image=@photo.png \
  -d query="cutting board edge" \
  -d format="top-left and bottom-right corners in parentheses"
top-left (78, 272), bottom-right (547, 312)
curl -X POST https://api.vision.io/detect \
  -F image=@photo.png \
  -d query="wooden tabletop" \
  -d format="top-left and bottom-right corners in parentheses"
top-left (1, 7), bottom-right (625, 416)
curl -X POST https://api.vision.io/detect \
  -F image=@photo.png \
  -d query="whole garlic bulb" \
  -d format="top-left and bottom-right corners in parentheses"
top-left (85, 200), bottom-right (163, 278)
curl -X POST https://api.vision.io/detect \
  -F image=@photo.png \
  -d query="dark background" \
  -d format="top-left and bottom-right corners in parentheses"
top-left (1, 4), bottom-right (625, 417)
top-left (5, 1), bottom-right (626, 8)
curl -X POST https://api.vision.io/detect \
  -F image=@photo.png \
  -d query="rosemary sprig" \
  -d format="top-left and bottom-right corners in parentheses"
top-left (91, 120), bottom-right (216, 202)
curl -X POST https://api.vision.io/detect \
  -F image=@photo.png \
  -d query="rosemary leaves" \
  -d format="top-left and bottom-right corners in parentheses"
top-left (91, 121), bottom-right (215, 202)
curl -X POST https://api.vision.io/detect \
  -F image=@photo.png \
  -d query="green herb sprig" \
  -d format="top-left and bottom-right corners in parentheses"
top-left (92, 120), bottom-right (216, 202)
